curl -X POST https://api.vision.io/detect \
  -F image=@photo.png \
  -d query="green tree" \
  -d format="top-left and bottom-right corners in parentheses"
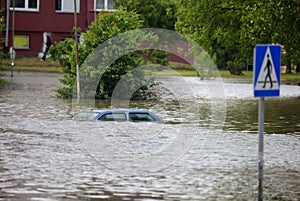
top-left (114, 0), bottom-right (176, 30)
top-left (175, 0), bottom-right (243, 71)
top-left (175, 0), bottom-right (300, 74)
top-left (55, 10), bottom-right (159, 100)
top-left (114, 0), bottom-right (175, 70)
top-left (241, 0), bottom-right (300, 73)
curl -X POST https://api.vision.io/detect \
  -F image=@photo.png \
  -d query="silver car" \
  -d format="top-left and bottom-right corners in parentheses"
top-left (73, 109), bottom-right (162, 122)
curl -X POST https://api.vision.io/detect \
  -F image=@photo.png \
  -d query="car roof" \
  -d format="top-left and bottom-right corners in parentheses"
top-left (83, 109), bottom-right (152, 113)
top-left (74, 109), bottom-right (162, 122)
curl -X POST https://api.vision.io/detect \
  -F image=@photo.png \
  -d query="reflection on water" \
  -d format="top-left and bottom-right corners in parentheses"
top-left (0, 72), bottom-right (299, 200)
top-left (120, 97), bottom-right (300, 135)
top-left (225, 97), bottom-right (300, 134)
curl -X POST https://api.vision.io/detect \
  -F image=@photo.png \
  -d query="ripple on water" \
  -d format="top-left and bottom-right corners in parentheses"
top-left (0, 72), bottom-right (299, 200)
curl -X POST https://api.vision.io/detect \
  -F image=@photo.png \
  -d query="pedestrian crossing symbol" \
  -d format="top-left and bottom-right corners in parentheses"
top-left (254, 45), bottom-right (281, 97)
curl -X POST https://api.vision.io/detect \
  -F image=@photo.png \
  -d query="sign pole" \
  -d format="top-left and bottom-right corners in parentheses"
top-left (254, 44), bottom-right (281, 201)
top-left (258, 97), bottom-right (264, 201)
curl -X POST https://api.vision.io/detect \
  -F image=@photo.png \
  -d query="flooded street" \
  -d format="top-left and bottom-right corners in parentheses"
top-left (0, 71), bottom-right (299, 200)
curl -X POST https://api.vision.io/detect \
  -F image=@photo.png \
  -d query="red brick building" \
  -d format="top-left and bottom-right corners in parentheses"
top-left (1, 0), bottom-right (113, 57)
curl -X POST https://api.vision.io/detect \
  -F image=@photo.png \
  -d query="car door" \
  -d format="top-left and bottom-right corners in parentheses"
top-left (128, 112), bottom-right (156, 122)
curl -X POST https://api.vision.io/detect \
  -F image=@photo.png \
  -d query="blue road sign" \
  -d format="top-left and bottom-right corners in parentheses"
top-left (254, 45), bottom-right (281, 97)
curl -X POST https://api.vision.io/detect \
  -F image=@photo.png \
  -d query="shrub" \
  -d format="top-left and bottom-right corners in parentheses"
top-left (49, 38), bottom-right (74, 67)
top-left (54, 10), bottom-right (163, 100)
top-left (227, 61), bottom-right (244, 76)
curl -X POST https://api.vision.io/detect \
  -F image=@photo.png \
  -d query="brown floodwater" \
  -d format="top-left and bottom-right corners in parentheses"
top-left (0, 71), bottom-right (299, 200)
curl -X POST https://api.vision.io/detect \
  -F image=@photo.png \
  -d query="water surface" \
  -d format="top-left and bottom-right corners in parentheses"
top-left (0, 72), bottom-right (299, 200)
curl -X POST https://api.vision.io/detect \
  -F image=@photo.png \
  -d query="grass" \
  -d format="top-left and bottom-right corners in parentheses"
top-left (281, 73), bottom-right (300, 84)
top-left (0, 78), bottom-right (9, 85)
top-left (218, 70), bottom-right (300, 83)
top-left (167, 62), bottom-right (196, 71)
top-left (2, 56), bottom-right (61, 73)
top-left (154, 69), bottom-right (199, 77)
top-left (0, 74), bottom-right (10, 87)
top-left (155, 62), bottom-right (252, 78)
top-left (1, 58), bottom-right (299, 83)
top-left (13, 56), bottom-right (61, 67)
top-left (4, 65), bottom-right (61, 73)
top-left (218, 70), bottom-right (252, 78)
top-left (161, 62), bottom-right (300, 84)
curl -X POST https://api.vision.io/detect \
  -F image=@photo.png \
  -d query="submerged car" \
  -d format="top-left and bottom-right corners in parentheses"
top-left (73, 109), bottom-right (162, 122)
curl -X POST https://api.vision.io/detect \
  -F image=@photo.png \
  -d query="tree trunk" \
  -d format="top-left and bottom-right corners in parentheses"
top-left (284, 50), bottom-right (292, 74)
top-left (286, 58), bottom-right (292, 73)
top-left (296, 64), bottom-right (300, 74)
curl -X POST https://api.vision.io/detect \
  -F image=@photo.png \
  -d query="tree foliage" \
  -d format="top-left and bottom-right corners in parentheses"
top-left (0, 8), bottom-right (4, 38)
top-left (54, 10), bottom-right (159, 100)
top-left (113, 0), bottom-right (175, 72)
top-left (175, 0), bottom-right (300, 73)
top-left (114, 0), bottom-right (176, 30)
top-left (175, 0), bottom-right (243, 71)
top-left (52, 11), bottom-right (148, 98)
top-left (241, 0), bottom-right (300, 73)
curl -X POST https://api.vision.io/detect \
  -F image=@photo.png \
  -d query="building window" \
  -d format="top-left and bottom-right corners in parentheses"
top-left (10, 0), bottom-right (39, 11)
top-left (59, 37), bottom-right (69, 42)
top-left (56, 0), bottom-right (80, 13)
top-left (95, 0), bottom-right (114, 10)
top-left (14, 35), bottom-right (29, 49)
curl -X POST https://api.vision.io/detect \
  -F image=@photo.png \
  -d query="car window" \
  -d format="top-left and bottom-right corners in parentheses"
top-left (129, 113), bottom-right (155, 122)
top-left (73, 112), bottom-right (99, 120)
top-left (99, 113), bottom-right (126, 121)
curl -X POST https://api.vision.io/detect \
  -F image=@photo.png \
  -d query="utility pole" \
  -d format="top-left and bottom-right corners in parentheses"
top-left (5, 0), bottom-right (9, 48)
top-left (74, 0), bottom-right (80, 101)
top-left (11, 0), bottom-right (16, 77)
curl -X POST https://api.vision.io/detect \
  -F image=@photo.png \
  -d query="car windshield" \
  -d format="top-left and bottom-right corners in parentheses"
top-left (73, 112), bottom-right (99, 120)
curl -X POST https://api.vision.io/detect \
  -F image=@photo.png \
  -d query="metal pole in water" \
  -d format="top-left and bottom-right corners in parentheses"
top-left (258, 97), bottom-right (264, 201)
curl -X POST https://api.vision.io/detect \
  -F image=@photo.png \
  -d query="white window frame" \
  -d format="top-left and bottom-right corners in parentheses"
top-left (56, 0), bottom-right (80, 13)
top-left (95, 0), bottom-right (114, 11)
top-left (10, 0), bottom-right (40, 12)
